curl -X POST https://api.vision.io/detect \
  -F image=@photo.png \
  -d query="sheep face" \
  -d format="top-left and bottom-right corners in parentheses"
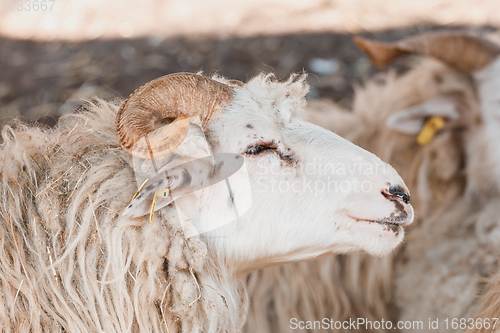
top-left (119, 73), bottom-right (414, 274)
top-left (199, 75), bottom-right (414, 270)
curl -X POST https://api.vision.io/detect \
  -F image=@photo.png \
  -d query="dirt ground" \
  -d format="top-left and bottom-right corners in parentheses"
top-left (0, 0), bottom-right (499, 126)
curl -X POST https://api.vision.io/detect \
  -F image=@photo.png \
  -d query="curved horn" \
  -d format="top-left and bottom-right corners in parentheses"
top-left (354, 32), bottom-right (500, 73)
top-left (116, 73), bottom-right (235, 158)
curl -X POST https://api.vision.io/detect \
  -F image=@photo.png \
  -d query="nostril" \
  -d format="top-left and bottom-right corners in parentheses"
top-left (388, 185), bottom-right (410, 204)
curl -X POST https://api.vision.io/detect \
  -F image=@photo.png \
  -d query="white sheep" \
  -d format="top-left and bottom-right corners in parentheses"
top-left (355, 31), bottom-right (500, 327)
top-left (245, 31), bottom-right (500, 332)
top-left (0, 72), bottom-right (414, 332)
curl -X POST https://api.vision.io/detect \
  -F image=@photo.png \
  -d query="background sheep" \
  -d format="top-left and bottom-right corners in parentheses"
top-left (356, 31), bottom-right (500, 328)
top-left (0, 72), bottom-right (414, 332)
top-left (246, 31), bottom-right (500, 332)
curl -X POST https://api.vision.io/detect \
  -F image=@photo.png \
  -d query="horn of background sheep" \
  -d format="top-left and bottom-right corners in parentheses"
top-left (354, 32), bottom-right (500, 73)
top-left (116, 73), bottom-right (235, 156)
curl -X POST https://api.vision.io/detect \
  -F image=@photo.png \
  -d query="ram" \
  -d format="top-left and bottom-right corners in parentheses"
top-left (245, 31), bottom-right (500, 332)
top-left (0, 72), bottom-right (413, 332)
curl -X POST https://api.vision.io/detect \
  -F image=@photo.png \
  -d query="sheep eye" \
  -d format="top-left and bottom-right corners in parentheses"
top-left (243, 142), bottom-right (295, 164)
top-left (244, 143), bottom-right (277, 156)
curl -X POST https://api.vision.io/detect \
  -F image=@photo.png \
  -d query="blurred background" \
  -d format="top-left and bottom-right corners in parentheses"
top-left (0, 0), bottom-right (498, 127)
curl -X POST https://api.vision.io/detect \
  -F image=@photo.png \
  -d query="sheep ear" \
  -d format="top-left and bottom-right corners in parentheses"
top-left (386, 94), bottom-right (463, 134)
top-left (122, 176), bottom-right (177, 218)
top-left (122, 153), bottom-right (244, 218)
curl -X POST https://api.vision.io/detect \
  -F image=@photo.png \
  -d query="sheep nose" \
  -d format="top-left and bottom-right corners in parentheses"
top-left (383, 185), bottom-right (410, 204)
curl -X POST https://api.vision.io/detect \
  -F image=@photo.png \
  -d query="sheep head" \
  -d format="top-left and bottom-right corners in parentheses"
top-left (353, 31), bottom-right (499, 147)
top-left (115, 72), bottom-right (414, 274)
top-left (355, 31), bottom-right (500, 201)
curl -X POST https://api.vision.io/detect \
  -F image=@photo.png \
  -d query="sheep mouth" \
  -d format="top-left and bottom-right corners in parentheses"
top-left (370, 220), bottom-right (401, 233)
top-left (350, 215), bottom-right (403, 234)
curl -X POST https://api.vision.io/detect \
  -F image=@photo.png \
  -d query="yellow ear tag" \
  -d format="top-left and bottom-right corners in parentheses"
top-left (155, 188), bottom-right (170, 199)
top-left (417, 116), bottom-right (446, 146)
top-left (149, 188), bottom-right (170, 223)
